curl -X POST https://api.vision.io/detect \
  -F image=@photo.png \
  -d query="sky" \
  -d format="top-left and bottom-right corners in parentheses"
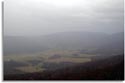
top-left (4, 0), bottom-right (124, 36)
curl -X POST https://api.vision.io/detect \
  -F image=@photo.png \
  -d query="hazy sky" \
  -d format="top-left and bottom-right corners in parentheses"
top-left (4, 0), bottom-right (124, 36)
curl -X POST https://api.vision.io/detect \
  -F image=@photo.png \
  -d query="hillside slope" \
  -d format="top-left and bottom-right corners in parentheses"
top-left (4, 54), bottom-right (124, 80)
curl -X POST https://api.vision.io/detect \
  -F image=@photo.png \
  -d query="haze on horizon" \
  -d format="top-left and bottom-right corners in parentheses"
top-left (4, 0), bottom-right (124, 36)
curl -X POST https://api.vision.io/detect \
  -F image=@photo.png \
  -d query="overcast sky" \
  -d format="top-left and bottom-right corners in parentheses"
top-left (4, 0), bottom-right (124, 36)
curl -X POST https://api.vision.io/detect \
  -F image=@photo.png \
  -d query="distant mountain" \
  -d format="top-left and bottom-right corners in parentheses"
top-left (3, 31), bottom-right (124, 55)
top-left (107, 32), bottom-right (124, 49)
top-left (92, 32), bottom-right (124, 55)
top-left (3, 36), bottom-right (49, 55)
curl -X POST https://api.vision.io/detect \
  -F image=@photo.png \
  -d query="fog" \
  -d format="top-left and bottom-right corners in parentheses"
top-left (3, 0), bottom-right (124, 80)
top-left (4, 0), bottom-right (123, 36)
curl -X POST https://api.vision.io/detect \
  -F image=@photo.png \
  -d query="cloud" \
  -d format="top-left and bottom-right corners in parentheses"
top-left (4, 0), bottom-right (124, 36)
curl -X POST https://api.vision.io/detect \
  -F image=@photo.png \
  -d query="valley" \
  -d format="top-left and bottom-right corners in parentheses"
top-left (3, 31), bottom-right (124, 80)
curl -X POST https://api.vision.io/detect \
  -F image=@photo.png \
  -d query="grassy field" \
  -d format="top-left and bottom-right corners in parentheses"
top-left (45, 57), bottom-right (91, 63)
top-left (15, 66), bottom-right (45, 73)
top-left (4, 49), bottom-right (96, 74)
